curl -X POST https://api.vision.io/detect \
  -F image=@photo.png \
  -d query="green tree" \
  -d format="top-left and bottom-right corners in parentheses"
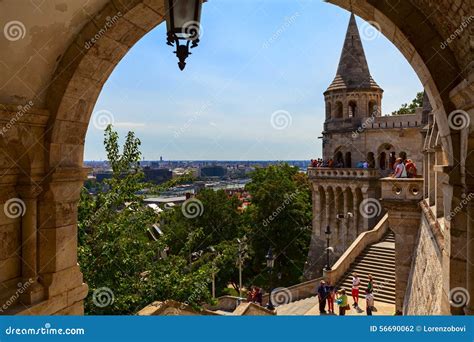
top-left (243, 164), bottom-right (312, 288)
top-left (159, 188), bottom-right (244, 296)
top-left (391, 91), bottom-right (424, 115)
top-left (78, 125), bottom-right (213, 314)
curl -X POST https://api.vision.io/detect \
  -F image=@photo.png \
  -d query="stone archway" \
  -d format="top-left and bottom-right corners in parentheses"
top-left (0, 0), bottom-right (472, 315)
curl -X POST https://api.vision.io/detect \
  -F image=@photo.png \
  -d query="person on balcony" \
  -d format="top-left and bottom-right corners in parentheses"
top-left (405, 159), bottom-right (417, 178)
top-left (392, 158), bottom-right (407, 178)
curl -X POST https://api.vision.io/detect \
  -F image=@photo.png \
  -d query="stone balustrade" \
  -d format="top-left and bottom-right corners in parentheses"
top-left (380, 177), bottom-right (424, 201)
top-left (324, 214), bottom-right (389, 285)
top-left (308, 167), bottom-right (381, 179)
top-left (262, 276), bottom-right (325, 306)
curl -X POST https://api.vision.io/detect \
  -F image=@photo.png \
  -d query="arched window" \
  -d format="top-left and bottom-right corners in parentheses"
top-left (379, 152), bottom-right (386, 170)
top-left (348, 101), bottom-right (357, 117)
top-left (334, 101), bottom-right (343, 119)
top-left (326, 101), bottom-right (332, 119)
top-left (367, 152), bottom-right (375, 168)
top-left (345, 152), bottom-right (352, 168)
top-left (368, 100), bottom-right (377, 116)
top-left (335, 151), bottom-right (344, 167)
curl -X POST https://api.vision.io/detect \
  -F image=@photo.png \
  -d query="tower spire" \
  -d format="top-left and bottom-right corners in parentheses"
top-left (325, 13), bottom-right (382, 93)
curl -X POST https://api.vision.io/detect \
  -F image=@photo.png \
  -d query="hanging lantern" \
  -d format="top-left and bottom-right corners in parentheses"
top-left (165, 0), bottom-right (203, 70)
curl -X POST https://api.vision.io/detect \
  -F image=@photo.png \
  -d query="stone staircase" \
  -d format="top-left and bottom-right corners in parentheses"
top-left (275, 231), bottom-right (395, 315)
top-left (335, 231), bottom-right (395, 304)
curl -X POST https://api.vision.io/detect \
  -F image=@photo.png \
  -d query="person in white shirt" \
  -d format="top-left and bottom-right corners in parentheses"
top-left (351, 272), bottom-right (361, 307)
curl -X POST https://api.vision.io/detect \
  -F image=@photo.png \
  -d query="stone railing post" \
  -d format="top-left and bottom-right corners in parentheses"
top-left (381, 177), bottom-right (423, 313)
top-left (16, 182), bottom-right (45, 305)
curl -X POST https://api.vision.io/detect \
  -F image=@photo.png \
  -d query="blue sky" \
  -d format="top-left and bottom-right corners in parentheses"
top-left (85, 0), bottom-right (423, 161)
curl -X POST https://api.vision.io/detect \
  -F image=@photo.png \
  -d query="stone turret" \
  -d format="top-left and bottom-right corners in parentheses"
top-left (324, 14), bottom-right (383, 122)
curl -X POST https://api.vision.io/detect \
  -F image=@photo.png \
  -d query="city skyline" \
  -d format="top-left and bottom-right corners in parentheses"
top-left (86, 0), bottom-right (423, 161)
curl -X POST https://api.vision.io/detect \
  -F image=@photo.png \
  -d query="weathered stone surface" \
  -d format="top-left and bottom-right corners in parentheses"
top-left (404, 214), bottom-right (443, 314)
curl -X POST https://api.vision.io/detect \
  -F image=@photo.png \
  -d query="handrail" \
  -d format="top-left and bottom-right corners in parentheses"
top-left (324, 213), bottom-right (389, 285)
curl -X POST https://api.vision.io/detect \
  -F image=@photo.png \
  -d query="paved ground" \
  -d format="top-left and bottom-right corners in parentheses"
top-left (276, 296), bottom-right (395, 316)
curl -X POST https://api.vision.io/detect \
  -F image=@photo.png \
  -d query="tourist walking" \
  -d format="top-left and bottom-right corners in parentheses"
top-left (351, 272), bottom-right (361, 307)
top-left (366, 274), bottom-right (374, 294)
top-left (366, 292), bottom-right (374, 315)
top-left (317, 280), bottom-right (328, 314)
top-left (325, 280), bottom-right (335, 314)
top-left (336, 289), bottom-right (349, 316)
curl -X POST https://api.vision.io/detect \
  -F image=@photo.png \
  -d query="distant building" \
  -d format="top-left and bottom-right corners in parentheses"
top-left (95, 171), bottom-right (113, 182)
top-left (143, 167), bottom-right (172, 184)
top-left (200, 165), bottom-right (227, 178)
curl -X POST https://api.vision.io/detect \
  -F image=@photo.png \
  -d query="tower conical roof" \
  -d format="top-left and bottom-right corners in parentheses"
top-left (325, 14), bottom-right (382, 93)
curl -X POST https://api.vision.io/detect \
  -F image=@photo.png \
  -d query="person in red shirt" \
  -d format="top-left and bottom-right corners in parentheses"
top-left (405, 159), bottom-right (417, 178)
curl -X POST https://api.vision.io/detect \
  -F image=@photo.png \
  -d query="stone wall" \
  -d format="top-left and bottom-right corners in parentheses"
top-left (403, 213), bottom-right (443, 315)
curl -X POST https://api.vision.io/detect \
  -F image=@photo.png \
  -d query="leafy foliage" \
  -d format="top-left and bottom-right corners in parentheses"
top-left (78, 126), bottom-right (213, 314)
top-left (243, 164), bottom-right (312, 288)
top-left (78, 127), bottom-right (313, 314)
top-left (391, 92), bottom-right (423, 115)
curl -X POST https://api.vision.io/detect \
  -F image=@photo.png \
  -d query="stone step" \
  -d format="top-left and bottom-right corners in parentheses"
top-left (349, 265), bottom-right (395, 278)
top-left (358, 252), bottom-right (395, 262)
top-left (365, 246), bottom-right (395, 255)
top-left (338, 280), bottom-right (395, 294)
top-left (337, 284), bottom-right (396, 297)
top-left (354, 257), bottom-right (395, 267)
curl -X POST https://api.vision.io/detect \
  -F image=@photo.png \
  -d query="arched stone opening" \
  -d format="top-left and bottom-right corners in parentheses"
top-left (334, 101), bottom-right (343, 119)
top-left (0, 0), bottom-right (471, 315)
top-left (348, 100), bottom-right (357, 118)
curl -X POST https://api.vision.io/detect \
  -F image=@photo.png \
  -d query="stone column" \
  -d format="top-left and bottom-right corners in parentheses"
top-left (36, 167), bottom-right (89, 315)
top-left (17, 183), bottom-right (45, 305)
top-left (448, 75), bottom-right (473, 315)
top-left (352, 188), bottom-right (360, 238)
top-left (466, 190), bottom-right (474, 315)
top-left (381, 178), bottom-right (423, 313)
top-left (343, 189), bottom-right (351, 250)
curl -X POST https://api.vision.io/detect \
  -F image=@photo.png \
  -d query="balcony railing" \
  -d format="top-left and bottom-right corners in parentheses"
top-left (307, 167), bottom-right (381, 179)
top-left (380, 177), bottom-right (424, 201)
